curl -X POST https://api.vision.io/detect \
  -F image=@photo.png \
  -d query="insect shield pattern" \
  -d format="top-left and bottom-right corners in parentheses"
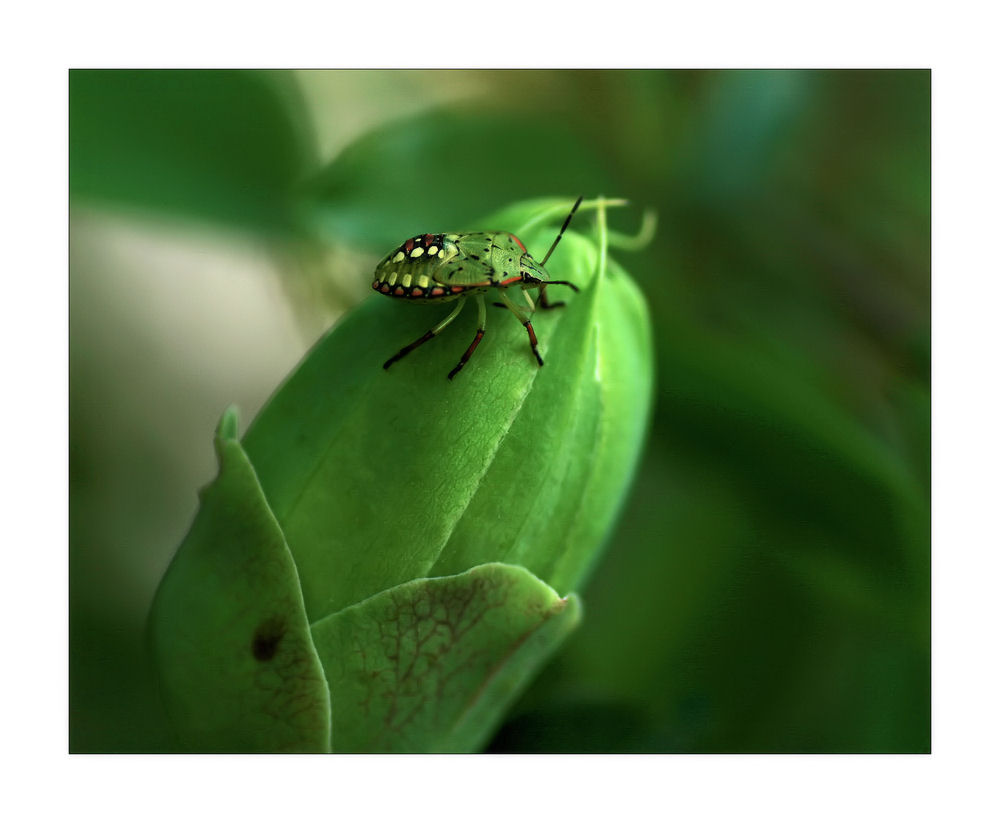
top-left (373, 197), bottom-right (583, 380)
top-left (371, 234), bottom-right (465, 300)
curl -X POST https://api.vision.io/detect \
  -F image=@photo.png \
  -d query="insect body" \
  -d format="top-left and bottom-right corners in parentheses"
top-left (373, 196), bottom-right (583, 380)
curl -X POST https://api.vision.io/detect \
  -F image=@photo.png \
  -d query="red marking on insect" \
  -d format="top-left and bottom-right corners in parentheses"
top-left (430, 287), bottom-right (445, 297)
top-left (423, 234), bottom-right (435, 245)
top-left (499, 275), bottom-right (523, 286)
top-left (511, 234), bottom-right (526, 252)
top-left (411, 287), bottom-right (424, 297)
top-left (380, 284), bottom-right (391, 294)
top-left (372, 280), bottom-right (379, 290)
top-left (450, 286), bottom-right (464, 293)
top-left (404, 238), bottom-right (415, 252)
top-left (394, 286), bottom-right (405, 296)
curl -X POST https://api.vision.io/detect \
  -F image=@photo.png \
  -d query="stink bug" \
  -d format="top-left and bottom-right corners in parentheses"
top-left (372, 196), bottom-right (584, 380)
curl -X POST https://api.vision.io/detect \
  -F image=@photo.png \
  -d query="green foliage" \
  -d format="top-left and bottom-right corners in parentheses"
top-left (70, 69), bottom-right (315, 235)
top-left (491, 70), bottom-right (930, 754)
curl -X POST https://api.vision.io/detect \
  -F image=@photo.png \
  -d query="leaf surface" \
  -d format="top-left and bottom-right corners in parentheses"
top-left (310, 563), bottom-right (581, 753)
top-left (242, 198), bottom-right (653, 621)
top-left (148, 408), bottom-right (331, 752)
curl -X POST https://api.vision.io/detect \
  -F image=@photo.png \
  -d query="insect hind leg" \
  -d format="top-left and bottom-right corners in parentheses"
top-left (383, 297), bottom-right (466, 370)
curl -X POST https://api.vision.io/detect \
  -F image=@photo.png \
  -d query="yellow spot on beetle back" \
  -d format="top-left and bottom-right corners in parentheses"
top-left (393, 251), bottom-right (405, 263)
top-left (411, 247), bottom-right (424, 258)
top-left (417, 274), bottom-right (431, 288)
top-left (401, 273), bottom-right (412, 288)
top-left (428, 245), bottom-right (439, 255)
top-left (387, 271), bottom-right (397, 286)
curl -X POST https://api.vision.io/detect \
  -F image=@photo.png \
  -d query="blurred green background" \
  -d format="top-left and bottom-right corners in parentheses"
top-left (69, 69), bottom-right (930, 753)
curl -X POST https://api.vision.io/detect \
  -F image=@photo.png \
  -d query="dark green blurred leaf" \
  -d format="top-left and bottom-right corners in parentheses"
top-left (489, 700), bottom-right (661, 754)
top-left (493, 448), bottom-right (929, 754)
top-left (299, 107), bottom-right (618, 250)
top-left (70, 69), bottom-right (315, 234)
top-left (679, 69), bottom-right (813, 207)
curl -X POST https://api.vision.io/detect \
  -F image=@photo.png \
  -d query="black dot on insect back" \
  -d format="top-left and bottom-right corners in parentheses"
top-left (251, 618), bottom-right (286, 661)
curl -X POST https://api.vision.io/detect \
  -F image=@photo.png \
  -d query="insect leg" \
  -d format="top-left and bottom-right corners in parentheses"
top-left (383, 297), bottom-right (466, 370)
top-left (447, 294), bottom-right (487, 380)
top-left (498, 290), bottom-right (544, 367)
top-left (493, 286), bottom-right (535, 312)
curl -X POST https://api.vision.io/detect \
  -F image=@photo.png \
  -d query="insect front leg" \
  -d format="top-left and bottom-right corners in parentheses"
top-left (498, 290), bottom-right (544, 367)
top-left (538, 284), bottom-right (565, 310)
top-left (383, 297), bottom-right (466, 371)
top-left (523, 272), bottom-right (579, 310)
top-left (447, 294), bottom-right (488, 380)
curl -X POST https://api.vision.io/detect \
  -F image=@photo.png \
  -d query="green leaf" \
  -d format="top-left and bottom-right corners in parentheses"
top-left (70, 69), bottom-right (315, 234)
top-left (147, 408), bottom-right (331, 753)
top-left (310, 563), bottom-right (581, 753)
top-left (242, 197), bottom-right (653, 621)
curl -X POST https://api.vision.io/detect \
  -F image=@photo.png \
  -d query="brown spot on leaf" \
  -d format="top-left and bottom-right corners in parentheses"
top-left (252, 618), bottom-right (286, 661)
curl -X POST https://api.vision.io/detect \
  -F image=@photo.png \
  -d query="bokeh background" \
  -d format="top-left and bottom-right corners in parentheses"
top-left (69, 69), bottom-right (930, 753)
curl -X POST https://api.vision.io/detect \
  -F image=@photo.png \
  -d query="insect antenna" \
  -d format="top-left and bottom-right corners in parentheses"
top-left (540, 195), bottom-right (584, 266)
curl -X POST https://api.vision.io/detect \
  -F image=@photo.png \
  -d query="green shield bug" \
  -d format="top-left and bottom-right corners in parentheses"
top-left (372, 196), bottom-right (584, 380)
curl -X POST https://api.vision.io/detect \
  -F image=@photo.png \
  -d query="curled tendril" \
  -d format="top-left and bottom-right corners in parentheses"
top-left (606, 208), bottom-right (657, 252)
